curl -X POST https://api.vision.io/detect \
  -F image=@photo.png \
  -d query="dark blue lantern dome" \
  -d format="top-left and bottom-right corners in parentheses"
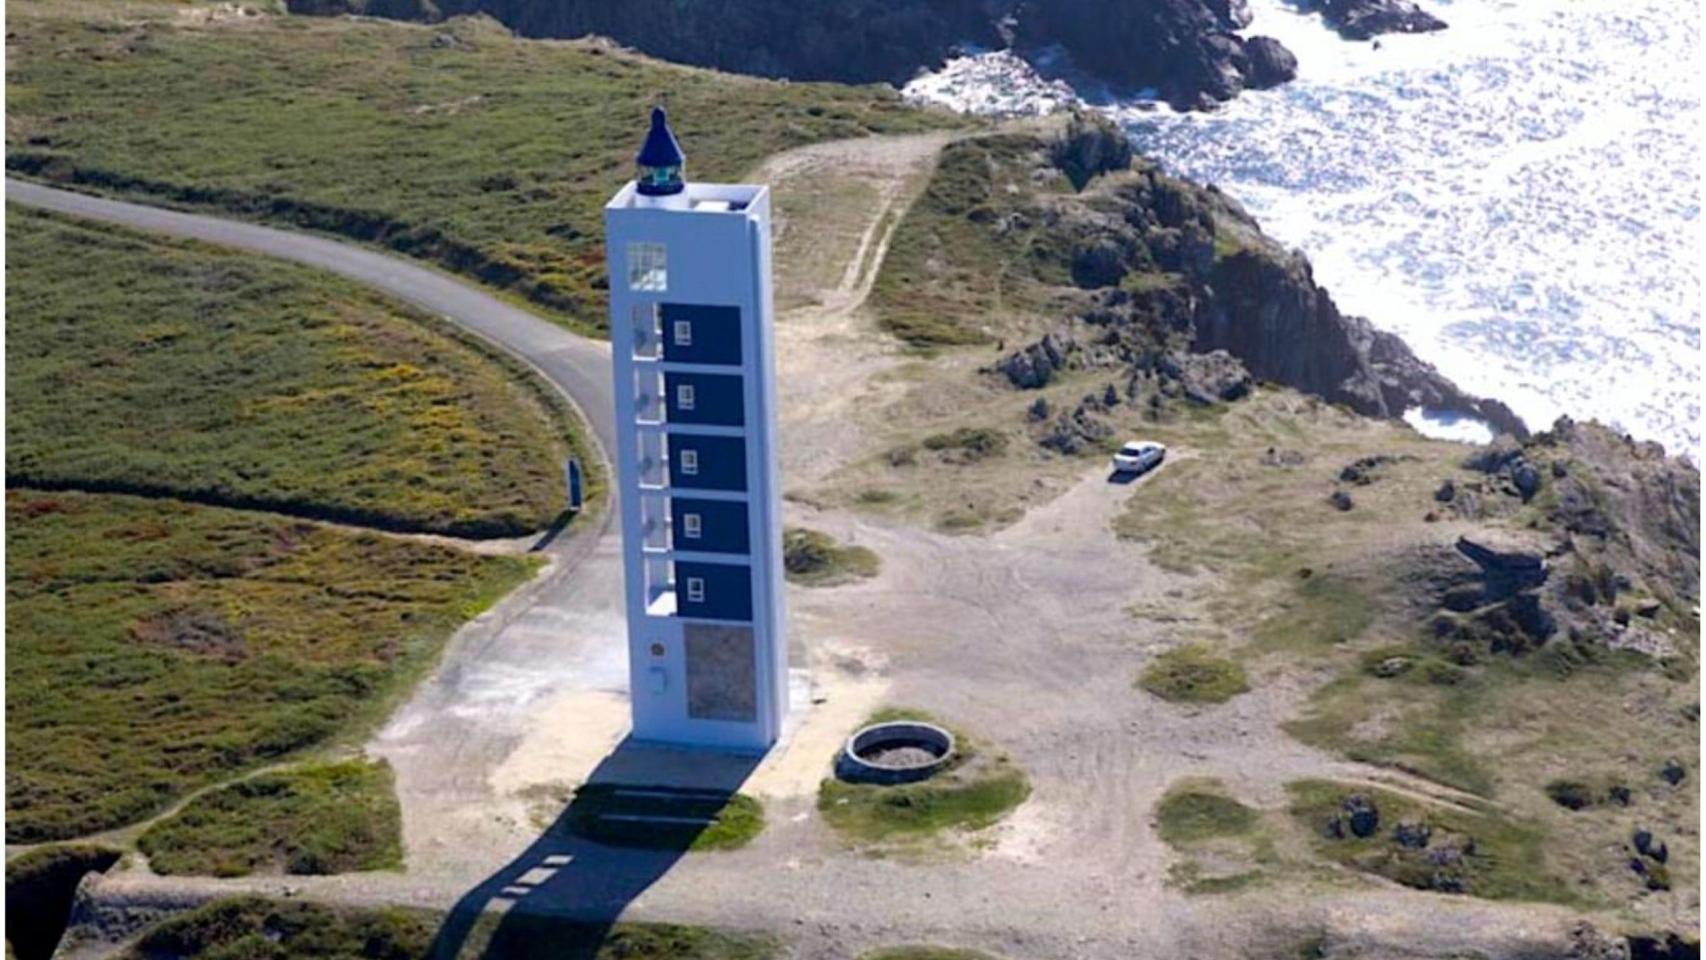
top-left (635, 107), bottom-right (686, 196)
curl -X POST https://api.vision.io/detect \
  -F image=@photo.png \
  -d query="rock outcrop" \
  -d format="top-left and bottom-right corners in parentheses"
top-left (284, 0), bottom-right (1302, 111)
top-left (1320, 0), bottom-right (1448, 40)
top-left (985, 119), bottom-right (1524, 437)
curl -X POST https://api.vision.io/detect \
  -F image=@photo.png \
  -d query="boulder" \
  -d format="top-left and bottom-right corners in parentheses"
top-left (1392, 819), bottom-right (1432, 849)
top-left (998, 333), bottom-right (1076, 389)
top-left (1158, 349), bottom-right (1253, 404)
top-left (1455, 535), bottom-right (1548, 596)
top-left (1660, 759), bottom-right (1686, 786)
top-left (1342, 793), bottom-right (1379, 838)
top-left (1051, 112), bottom-right (1135, 191)
top-left (1329, 490), bottom-right (1354, 512)
top-left (1242, 35), bottom-right (1296, 88)
top-left (1072, 240), bottom-right (1130, 288)
top-left (1434, 479), bottom-right (1456, 503)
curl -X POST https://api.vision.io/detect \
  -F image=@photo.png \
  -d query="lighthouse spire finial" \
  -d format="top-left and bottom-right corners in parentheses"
top-left (635, 106), bottom-right (686, 196)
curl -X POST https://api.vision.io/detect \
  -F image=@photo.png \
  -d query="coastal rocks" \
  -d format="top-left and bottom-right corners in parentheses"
top-left (1014, 0), bottom-right (1302, 110)
top-left (1320, 0), bottom-right (1448, 40)
top-left (1243, 36), bottom-right (1298, 88)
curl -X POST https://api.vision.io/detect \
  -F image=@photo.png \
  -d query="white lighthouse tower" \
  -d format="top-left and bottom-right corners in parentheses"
top-left (603, 108), bottom-right (787, 752)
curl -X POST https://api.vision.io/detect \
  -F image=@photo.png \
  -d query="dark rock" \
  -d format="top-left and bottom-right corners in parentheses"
top-left (1456, 535), bottom-right (1548, 596)
top-left (998, 332), bottom-right (1076, 389)
top-left (1434, 479), bottom-right (1456, 503)
top-left (1660, 759), bottom-right (1686, 786)
top-left (1039, 401), bottom-right (1116, 455)
top-left (1027, 397), bottom-right (1052, 422)
top-left (1159, 349), bottom-right (1253, 404)
top-left (1103, 383), bottom-right (1121, 407)
top-left (1341, 793), bottom-right (1378, 838)
top-left (1608, 784), bottom-right (1633, 806)
top-left (1464, 439), bottom-right (1525, 474)
top-left (1392, 819), bottom-right (1431, 848)
top-left (1052, 112), bottom-right (1135, 191)
top-left (1072, 239), bottom-right (1131, 288)
top-left (1627, 933), bottom-right (1702, 960)
top-left (1329, 490), bottom-right (1354, 512)
top-left (1567, 922), bottom-right (1631, 960)
top-left (1546, 780), bottom-right (1595, 811)
top-left (1513, 461), bottom-right (1542, 502)
top-left (1340, 454), bottom-right (1398, 485)
top-left (1320, 0), bottom-right (1448, 40)
top-left (1243, 35), bottom-right (1297, 88)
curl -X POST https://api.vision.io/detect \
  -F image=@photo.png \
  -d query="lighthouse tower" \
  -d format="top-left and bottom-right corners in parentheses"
top-left (603, 108), bottom-right (787, 752)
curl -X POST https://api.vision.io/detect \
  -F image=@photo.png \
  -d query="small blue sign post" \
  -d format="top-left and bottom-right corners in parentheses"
top-left (565, 456), bottom-right (583, 514)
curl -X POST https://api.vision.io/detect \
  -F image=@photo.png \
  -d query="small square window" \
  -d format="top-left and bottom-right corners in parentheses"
top-left (679, 449), bottom-right (699, 476)
top-left (686, 577), bottom-right (706, 603)
top-left (627, 242), bottom-right (667, 292)
top-left (677, 384), bottom-right (696, 411)
top-left (682, 513), bottom-right (702, 539)
top-left (672, 319), bottom-right (693, 346)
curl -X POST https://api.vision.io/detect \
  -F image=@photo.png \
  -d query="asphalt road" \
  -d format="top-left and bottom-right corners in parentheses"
top-left (4, 178), bottom-right (618, 466)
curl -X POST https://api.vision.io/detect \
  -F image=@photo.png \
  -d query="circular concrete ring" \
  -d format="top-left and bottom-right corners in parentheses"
top-left (837, 720), bottom-right (956, 785)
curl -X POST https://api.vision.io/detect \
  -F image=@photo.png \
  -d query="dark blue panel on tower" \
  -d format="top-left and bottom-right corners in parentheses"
top-left (668, 434), bottom-right (746, 491)
top-left (665, 371), bottom-right (745, 426)
top-left (674, 560), bottom-right (753, 622)
top-left (671, 498), bottom-right (750, 555)
top-left (660, 304), bottom-right (742, 365)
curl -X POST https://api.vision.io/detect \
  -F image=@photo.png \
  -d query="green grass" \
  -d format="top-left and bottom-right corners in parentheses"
top-left (1155, 780), bottom-right (1260, 847)
top-left (870, 135), bottom-right (1074, 346)
top-left (7, 2), bottom-right (966, 334)
top-left (1286, 779), bottom-right (1577, 904)
top-left (122, 896), bottom-right (777, 960)
top-left (782, 527), bottom-right (880, 587)
top-left (136, 759), bottom-right (401, 877)
top-left (817, 710), bottom-right (1029, 848)
top-left (557, 784), bottom-right (764, 852)
top-left (7, 207), bottom-right (589, 538)
top-left (6, 844), bottom-right (123, 960)
top-left (1139, 644), bottom-right (1249, 704)
top-left (5, 490), bottom-right (538, 843)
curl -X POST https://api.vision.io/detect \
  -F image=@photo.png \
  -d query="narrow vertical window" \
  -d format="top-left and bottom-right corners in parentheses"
top-left (677, 383), bottom-right (696, 411)
top-left (679, 449), bottom-right (699, 476)
top-left (682, 513), bottom-right (702, 539)
top-left (627, 242), bottom-right (667, 292)
top-left (672, 319), bottom-right (693, 346)
top-left (686, 577), bottom-right (706, 603)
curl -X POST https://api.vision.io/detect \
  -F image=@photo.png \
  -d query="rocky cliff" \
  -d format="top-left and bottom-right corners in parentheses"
top-left (986, 115), bottom-right (1526, 439)
top-left (283, 0), bottom-right (1302, 111)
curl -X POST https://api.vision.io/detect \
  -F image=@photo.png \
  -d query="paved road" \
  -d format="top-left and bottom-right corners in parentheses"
top-left (5, 178), bottom-right (618, 466)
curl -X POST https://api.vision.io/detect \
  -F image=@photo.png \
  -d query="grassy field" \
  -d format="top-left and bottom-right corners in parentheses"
top-left (137, 759), bottom-right (402, 877)
top-left (1153, 778), bottom-right (1275, 895)
top-left (8, 207), bottom-right (588, 538)
top-left (6, 0), bottom-right (966, 334)
top-left (5, 490), bottom-right (537, 843)
top-left (122, 897), bottom-right (777, 960)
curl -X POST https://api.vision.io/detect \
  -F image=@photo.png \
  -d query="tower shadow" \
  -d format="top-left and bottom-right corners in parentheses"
top-left (427, 737), bottom-right (762, 960)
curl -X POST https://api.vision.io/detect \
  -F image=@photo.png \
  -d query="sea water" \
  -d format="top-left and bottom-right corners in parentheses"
top-left (905, 0), bottom-right (1701, 456)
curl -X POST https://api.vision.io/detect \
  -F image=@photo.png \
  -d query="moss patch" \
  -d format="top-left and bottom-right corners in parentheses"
top-left (1139, 644), bottom-right (1249, 704)
top-left (137, 759), bottom-right (401, 877)
top-left (783, 528), bottom-right (880, 587)
top-left (5, 491), bottom-right (537, 842)
top-left (1155, 780), bottom-right (1260, 847)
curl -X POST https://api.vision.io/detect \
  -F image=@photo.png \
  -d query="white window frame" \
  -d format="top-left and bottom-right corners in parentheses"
top-left (627, 242), bottom-right (667, 292)
top-left (677, 383), bottom-right (696, 411)
top-left (682, 513), bottom-right (702, 539)
top-left (685, 577), bottom-right (706, 603)
top-left (672, 319), bottom-right (693, 347)
top-left (678, 448), bottom-right (699, 476)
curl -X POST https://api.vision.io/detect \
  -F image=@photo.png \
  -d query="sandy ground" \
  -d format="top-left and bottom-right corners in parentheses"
top-left (29, 140), bottom-right (1613, 958)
